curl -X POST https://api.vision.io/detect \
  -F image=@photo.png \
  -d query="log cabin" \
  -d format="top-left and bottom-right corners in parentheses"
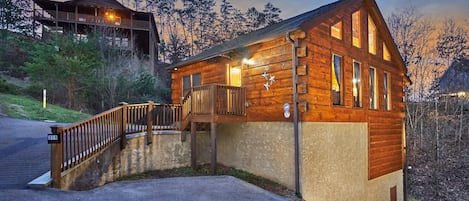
top-left (168, 0), bottom-right (409, 200)
top-left (32, 0), bottom-right (159, 72)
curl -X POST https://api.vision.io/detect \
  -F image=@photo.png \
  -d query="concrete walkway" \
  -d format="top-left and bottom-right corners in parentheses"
top-left (0, 116), bottom-right (286, 200)
top-left (0, 176), bottom-right (286, 201)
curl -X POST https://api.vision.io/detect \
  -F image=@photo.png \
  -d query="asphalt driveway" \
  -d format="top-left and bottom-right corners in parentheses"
top-left (0, 116), bottom-right (287, 201)
top-left (0, 116), bottom-right (60, 189)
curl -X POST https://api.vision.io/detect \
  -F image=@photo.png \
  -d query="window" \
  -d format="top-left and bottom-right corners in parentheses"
top-left (369, 67), bottom-right (378, 109)
top-left (353, 61), bottom-right (362, 107)
top-left (182, 73), bottom-right (201, 96)
top-left (332, 54), bottom-right (343, 105)
top-left (352, 10), bottom-right (361, 48)
top-left (368, 15), bottom-right (377, 55)
top-left (331, 21), bottom-right (342, 40)
top-left (383, 43), bottom-right (391, 61)
top-left (384, 72), bottom-right (391, 111)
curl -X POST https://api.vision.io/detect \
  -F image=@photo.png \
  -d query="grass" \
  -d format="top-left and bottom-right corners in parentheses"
top-left (0, 93), bottom-right (90, 123)
top-left (117, 164), bottom-right (302, 200)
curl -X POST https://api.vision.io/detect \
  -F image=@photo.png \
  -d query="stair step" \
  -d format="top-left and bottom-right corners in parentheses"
top-left (27, 171), bottom-right (52, 189)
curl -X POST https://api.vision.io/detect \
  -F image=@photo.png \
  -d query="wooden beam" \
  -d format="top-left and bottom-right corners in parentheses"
top-left (191, 122), bottom-right (197, 170)
top-left (210, 122), bottom-right (217, 175)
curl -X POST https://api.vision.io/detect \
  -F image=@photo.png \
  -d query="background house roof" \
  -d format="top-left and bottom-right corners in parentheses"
top-left (439, 57), bottom-right (469, 94)
top-left (167, 0), bottom-right (348, 69)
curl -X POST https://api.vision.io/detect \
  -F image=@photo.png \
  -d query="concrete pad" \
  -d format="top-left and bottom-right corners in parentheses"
top-left (27, 171), bottom-right (51, 189)
top-left (0, 176), bottom-right (287, 201)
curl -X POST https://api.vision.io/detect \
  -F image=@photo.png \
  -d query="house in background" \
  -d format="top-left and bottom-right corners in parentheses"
top-left (439, 57), bottom-right (469, 98)
top-left (32, 0), bottom-right (159, 72)
top-left (168, 0), bottom-right (408, 200)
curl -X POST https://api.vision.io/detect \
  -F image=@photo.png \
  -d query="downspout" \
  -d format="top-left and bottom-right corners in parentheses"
top-left (286, 31), bottom-right (300, 195)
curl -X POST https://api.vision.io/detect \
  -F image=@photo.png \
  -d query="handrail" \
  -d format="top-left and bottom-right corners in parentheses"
top-left (34, 9), bottom-right (151, 30)
top-left (49, 102), bottom-right (182, 188)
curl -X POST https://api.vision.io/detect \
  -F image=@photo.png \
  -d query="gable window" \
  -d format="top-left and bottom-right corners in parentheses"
top-left (352, 10), bottom-right (361, 48)
top-left (384, 72), bottom-right (391, 111)
top-left (331, 21), bottom-right (342, 40)
top-left (182, 73), bottom-right (201, 96)
top-left (353, 61), bottom-right (362, 107)
top-left (369, 67), bottom-right (378, 109)
top-left (368, 15), bottom-right (377, 55)
top-left (383, 43), bottom-right (391, 61)
top-left (332, 54), bottom-right (343, 105)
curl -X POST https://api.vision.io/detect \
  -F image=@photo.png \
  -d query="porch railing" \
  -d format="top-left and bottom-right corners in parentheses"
top-left (49, 102), bottom-right (181, 188)
top-left (180, 84), bottom-right (246, 129)
top-left (34, 9), bottom-right (151, 30)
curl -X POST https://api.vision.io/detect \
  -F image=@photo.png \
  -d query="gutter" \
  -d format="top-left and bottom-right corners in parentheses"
top-left (286, 31), bottom-right (300, 195)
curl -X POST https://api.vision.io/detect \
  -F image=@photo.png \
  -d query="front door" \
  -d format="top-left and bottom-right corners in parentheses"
top-left (227, 65), bottom-right (241, 113)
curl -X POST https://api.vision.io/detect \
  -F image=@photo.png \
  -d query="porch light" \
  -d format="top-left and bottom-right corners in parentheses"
top-left (242, 58), bottom-right (254, 65)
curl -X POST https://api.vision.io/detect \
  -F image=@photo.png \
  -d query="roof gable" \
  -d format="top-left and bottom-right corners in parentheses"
top-left (168, 0), bottom-right (407, 76)
top-left (363, 0), bottom-right (408, 77)
top-left (168, 0), bottom-right (349, 69)
top-left (439, 58), bottom-right (469, 93)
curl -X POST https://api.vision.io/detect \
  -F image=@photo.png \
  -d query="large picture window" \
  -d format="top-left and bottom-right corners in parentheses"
top-left (352, 10), bottom-right (361, 48)
top-left (182, 73), bottom-right (201, 96)
top-left (384, 72), bottom-right (391, 111)
top-left (332, 54), bottom-right (343, 105)
top-left (369, 67), bottom-right (378, 109)
top-left (353, 61), bottom-right (362, 107)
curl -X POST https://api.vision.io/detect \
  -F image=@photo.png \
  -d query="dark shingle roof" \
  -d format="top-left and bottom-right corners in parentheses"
top-left (439, 58), bottom-right (469, 94)
top-left (167, 0), bottom-right (347, 69)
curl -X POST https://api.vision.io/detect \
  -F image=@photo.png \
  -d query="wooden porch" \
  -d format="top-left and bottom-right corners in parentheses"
top-left (48, 84), bottom-right (246, 188)
top-left (180, 84), bottom-right (247, 174)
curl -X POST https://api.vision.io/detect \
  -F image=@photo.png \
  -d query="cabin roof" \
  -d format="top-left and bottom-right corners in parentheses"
top-left (167, 0), bottom-right (348, 69)
top-left (439, 57), bottom-right (469, 94)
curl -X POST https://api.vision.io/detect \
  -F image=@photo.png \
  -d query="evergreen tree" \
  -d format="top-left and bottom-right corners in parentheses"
top-left (245, 7), bottom-right (264, 33)
top-left (263, 2), bottom-right (282, 26)
top-left (0, 0), bottom-right (32, 34)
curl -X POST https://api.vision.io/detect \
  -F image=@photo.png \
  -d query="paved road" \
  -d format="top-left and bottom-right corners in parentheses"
top-left (0, 116), bottom-right (62, 189)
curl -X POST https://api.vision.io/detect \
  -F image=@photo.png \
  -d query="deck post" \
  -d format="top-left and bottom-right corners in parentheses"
top-left (119, 102), bottom-right (128, 149)
top-left (50, 125), bottom-right (63, 189)
top-left (210, 122), bottom-right (217, 175)
top-left (191, 122), bottom-right (197, 169)
top-left (147, 101), bottom-right (154, 145)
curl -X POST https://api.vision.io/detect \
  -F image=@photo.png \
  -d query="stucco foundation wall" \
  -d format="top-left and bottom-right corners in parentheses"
top-left (61, 131), bottom-right (210, 190)
top-left (217, 122), bottom-right (295, 189)
top-left (367, 170), bottom-right (403, 201)
top-left (300, 122), bottom-right (403, 201)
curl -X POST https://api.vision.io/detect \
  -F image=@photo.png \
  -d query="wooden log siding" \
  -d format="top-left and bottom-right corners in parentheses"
top-left (170, 1), bottom-right (406, 180)
top-left (298, 9), bottom-right (405, 179)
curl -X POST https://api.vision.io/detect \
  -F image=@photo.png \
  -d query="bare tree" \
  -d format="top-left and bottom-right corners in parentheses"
top-left (437, 18), bottom-right (468, 66)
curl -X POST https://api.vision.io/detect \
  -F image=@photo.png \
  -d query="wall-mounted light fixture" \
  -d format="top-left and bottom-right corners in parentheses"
top-left (242, 58), bottom-right (255, 65)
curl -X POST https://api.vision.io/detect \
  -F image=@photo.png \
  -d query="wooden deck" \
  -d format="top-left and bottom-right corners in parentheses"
top-left (180, 84), bottom-right (246, 131)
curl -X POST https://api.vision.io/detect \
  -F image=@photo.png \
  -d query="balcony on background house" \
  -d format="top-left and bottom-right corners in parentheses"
top-left (33, 9), bottom-right (152, 31)
top-left (180, 84), bottom-right (247, 131)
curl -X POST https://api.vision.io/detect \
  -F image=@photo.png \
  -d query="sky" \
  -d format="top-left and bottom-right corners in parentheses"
top-left (225, 0), bottom-right (469, 20)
